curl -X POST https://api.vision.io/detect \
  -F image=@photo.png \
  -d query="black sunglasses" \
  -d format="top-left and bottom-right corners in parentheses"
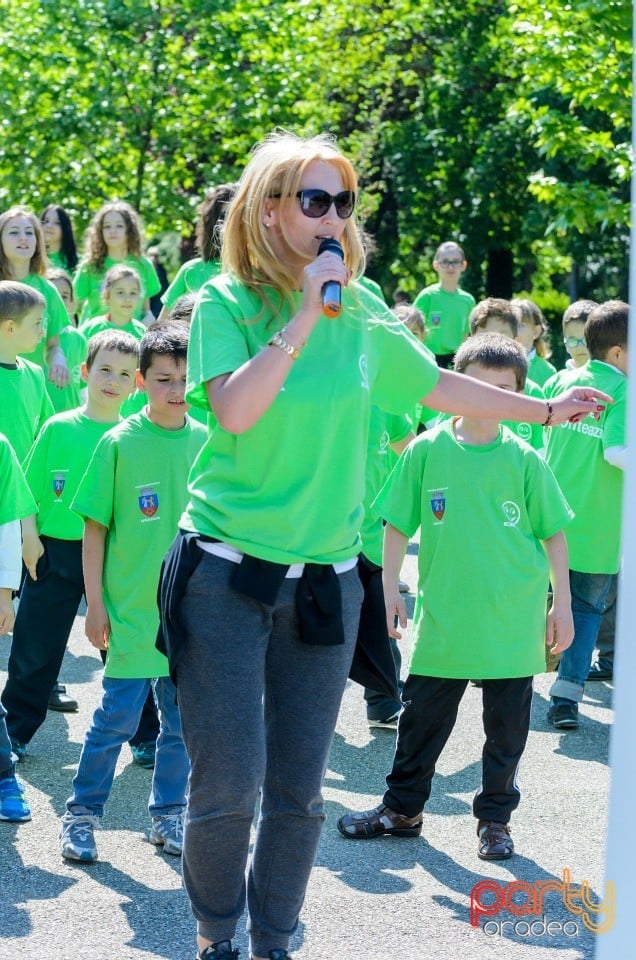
top-left (272, 188), bottom-right (356, 219)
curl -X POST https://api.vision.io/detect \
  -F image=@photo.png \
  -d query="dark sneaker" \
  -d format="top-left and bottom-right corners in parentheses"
top-left (547, 703), bottom-right (579, 730)
top-left (477, 820), bottom-right (514, 860)
top-left (9, 738), bottom-right (26, 762)
top-left (368, 710), bottom-right (400, 730)
top-left (199, 942), bottom-right (239, 959)
top-left (337, 802), bottom-right (423, 839)
top-left (59, 811), bottom-right (99, 862)
top-left (0, 775), bottom-right (32, 822)
top-left (48, 682), bottom-right (78, 712)
top-left (587, 662), bottom-right (613, 682)
top-left (130, 741), bottom-right (156, 769)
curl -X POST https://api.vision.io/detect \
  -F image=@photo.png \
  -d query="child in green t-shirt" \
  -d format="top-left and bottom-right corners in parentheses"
top-left (0, 280), bottom-right (53, 465)
top-left (80, 264), bottom-right (147, 343)
top-left (562, 300), bottom-right (597, 371)
top-left (512, 298), bottom-right (556, 387)
top-left (338, 333), bottom-right (574, 861)
top-left (74, 201), bottom-right (160, 325)
top-left (59, 323), bottom-right (206, 864)
top-left (1, 329), bottom-right (139, 760)
top-left (0, 434), bottom-right (36, 822)
top-left (158, 182), bottom-right (236, 321)
top-left (469, 297), bottom-right (545, 451)
top-left (413, 241), bottom-right (475, 368)
top-left (0, 206), bottom-right (69, 385)
top-left (544, 300), bottom-right (628, 730)
top-left (45, 268), bottom-right (88, 414)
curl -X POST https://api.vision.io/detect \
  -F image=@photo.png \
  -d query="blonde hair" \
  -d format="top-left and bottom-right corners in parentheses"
top-left (222, 131), bottom-right (364, 313)
top-left (83, 201), bottom-right (143, 270)
top-left (513, 298), bottom-right (551, 358)
top-left (0, 206), bottom-right (48, 279)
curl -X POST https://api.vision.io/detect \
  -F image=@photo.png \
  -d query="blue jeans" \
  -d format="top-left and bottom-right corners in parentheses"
top-left (67, 675), bottom-right (189, 817)
top-left (550, 570), bottom-right (613, 704)
top-left (0, 699), bottom-right (15, 776)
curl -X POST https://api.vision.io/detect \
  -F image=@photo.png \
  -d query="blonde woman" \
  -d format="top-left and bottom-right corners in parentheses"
top-left (160, 132), bottom-right (609, 960)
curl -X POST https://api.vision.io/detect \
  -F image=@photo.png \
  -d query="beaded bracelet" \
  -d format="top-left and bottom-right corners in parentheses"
top-left (542, 402), bottom-right (555, 427)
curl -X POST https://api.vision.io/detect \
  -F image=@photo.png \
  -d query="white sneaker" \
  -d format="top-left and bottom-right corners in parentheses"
top-left (149, 812), bottom-right (184, 855)
top-left (59, 811), bottom-right (99, 862)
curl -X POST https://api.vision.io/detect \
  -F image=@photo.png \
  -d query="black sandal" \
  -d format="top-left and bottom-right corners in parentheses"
top-left (337, 803), bottom-right (423, 839)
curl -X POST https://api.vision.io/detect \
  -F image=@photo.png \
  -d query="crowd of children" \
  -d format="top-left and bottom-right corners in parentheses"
top-left (0, 183), bottom-right (625, 960)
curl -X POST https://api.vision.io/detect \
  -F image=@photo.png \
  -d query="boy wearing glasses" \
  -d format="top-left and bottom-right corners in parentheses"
top-left (562, 300), bottom-right (597, 370)
top-left (413, 241), bottom-right (475, 368)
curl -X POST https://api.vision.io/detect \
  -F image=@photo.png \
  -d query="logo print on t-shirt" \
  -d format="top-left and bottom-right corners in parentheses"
top-left (138, 486), bottom-right (159, 519)
top-left (52, 472), bottom-right (67, 498)
top-left (502, 501), bottom-right (521, 527)
top-left (359, 354), bottom-right (369, 390)
top-left (517, 423), bottom-right (532, 442)
top-left (379, 430), bottom-right (390, 455)
top-left (430, 313), bottom-right (441, 327)
top-left (429, 488), bottom-right (447, 522)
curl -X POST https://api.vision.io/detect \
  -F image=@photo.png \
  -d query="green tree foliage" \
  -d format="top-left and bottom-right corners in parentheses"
top-left (0, 0), bottom-right (629, 302)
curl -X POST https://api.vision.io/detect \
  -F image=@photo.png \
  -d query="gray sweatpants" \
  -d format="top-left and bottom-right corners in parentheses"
top-left (176, 550), bottom-right (363, 957)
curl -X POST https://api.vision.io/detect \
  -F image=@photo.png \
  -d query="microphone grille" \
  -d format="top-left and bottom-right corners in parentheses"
top-left (317, 238), bottom-right (344, 259)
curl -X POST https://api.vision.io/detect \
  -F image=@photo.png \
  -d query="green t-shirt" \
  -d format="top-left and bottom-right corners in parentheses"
top-left (24, 409), bottom-right (121, 541)
top-left (361, 407), bottom-right (412, 566)
top-left (161, 258), bottom-right (221, 310)
top-left (413, 283), bottom-right (475, 356)
top-left (47, 250), bottom-right (76, 275)
top-left (80, 315), bottom-right (146, 342)
top-left (181, 276), bottom-right (440, 564)
top-left (19, 273), bottom-right (68, 369)
top-left (528, 352), bottom-right (557, 387)
top-left (544, 359), bottom-right (625, 573)
top-left (0, 359), bottom-right (54, 463)
top-left (46, 325), bottom-right (87, 414)
top-left (0, 433), bottom-right (37, 524)
top-left (119, 390), bottom-right (210, 428)
top-left (375, 420), bottom-right (573, 679)
top-left (502, 377), bottom-right (544, 451)
top-left (72, 412), bottom-right (207, 678)
top-left (74, 255), bottom-right (161, 324)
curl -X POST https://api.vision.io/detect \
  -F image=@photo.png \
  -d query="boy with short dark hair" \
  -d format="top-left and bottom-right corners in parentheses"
top-left (59, 322), bottom-right (206, 863)
top-left (413, 241), bottom-right (475, 368)
top-left (544, 300), bottom-right (628, 729)
top-left (2, 330), bottom-right (139, 758)
top-left (0, 280), bottom-right (53, 463)
top-left (338, 333), bottom-right (574, 860)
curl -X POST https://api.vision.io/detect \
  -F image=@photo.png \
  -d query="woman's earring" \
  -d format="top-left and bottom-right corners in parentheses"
top-left (263, 221), bottom-right (270, 229)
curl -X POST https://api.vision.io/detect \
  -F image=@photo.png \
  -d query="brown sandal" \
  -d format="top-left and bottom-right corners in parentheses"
top-left (337, 803), bottom-right (423, 839)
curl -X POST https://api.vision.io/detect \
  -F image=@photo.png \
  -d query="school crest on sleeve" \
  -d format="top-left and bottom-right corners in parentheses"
top-left (428, 488), bottom-right (447, 523)
top-left (138, 486), bottom-right (159, 519)
top-left (52, 472), bottom-right (67, 499)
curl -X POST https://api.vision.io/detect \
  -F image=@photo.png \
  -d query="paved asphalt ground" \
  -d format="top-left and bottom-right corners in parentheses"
top-left (0, 541), bottom-right (612, 960)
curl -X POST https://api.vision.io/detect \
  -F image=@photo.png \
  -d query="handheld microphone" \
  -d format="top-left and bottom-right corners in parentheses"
top-left (317, 238), bottom-right (343, 318)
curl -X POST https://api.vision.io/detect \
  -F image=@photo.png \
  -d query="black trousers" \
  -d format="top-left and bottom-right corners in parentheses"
top-left (2, 536), bottom-right (159, 747)
top-left (384, 674), bottom-right (533, 823)
top-left (358, 555), bottom-right (402, 720)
